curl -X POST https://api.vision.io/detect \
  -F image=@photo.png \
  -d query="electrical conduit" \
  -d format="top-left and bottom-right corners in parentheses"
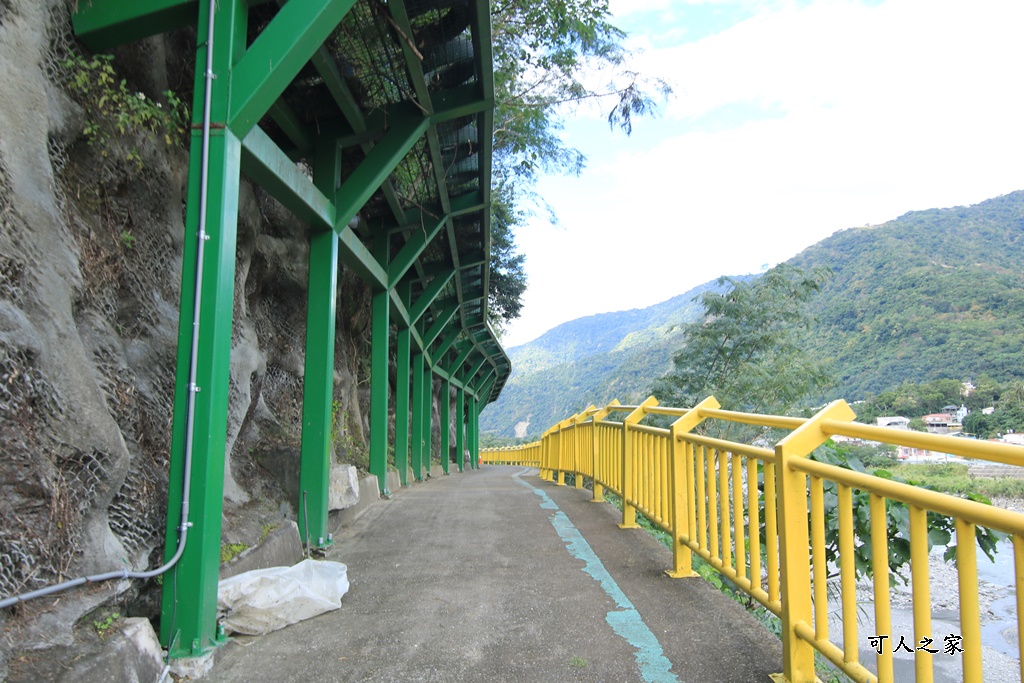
top-left (0, 0), bottom-right (218, 610)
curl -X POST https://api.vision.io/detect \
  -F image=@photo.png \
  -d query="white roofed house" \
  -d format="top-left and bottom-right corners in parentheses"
top-left (877, 416), bottom-right (910, 429)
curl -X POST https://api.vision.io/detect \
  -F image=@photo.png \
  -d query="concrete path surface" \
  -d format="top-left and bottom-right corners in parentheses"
top-left (207, 466), bottom-right (782, 682)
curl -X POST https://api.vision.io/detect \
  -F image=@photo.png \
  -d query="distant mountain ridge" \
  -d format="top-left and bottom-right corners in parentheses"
top-left (481, 278), bottom-right (741, 437)
top-left (481, 191), bottom-right (1024, 438)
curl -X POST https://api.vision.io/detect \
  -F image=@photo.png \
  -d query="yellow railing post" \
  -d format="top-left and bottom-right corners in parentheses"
top-left (772, 399), bottom-right (856, 683)
top-left (573, 407), bottom-right (595, 489)
top-left (620, 397), bottom-right (659, 529)
top-left (540, 425), bottom-right (554, 481)
top-left (667, 396), bottom-right (721, 578)
top-left (555, 414), bottom-right (575, 486)
top-left (590, 400), bottom-right (620, 503)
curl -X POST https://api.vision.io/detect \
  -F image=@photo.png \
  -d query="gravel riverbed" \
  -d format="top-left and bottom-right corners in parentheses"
top-left (823, 496), bottom-right (1024, 682)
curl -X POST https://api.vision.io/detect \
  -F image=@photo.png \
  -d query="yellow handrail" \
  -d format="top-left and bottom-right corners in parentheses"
top-left (480, 395), bottom-right (1024, 683)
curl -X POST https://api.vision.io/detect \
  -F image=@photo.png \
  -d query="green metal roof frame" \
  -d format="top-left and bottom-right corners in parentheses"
top-left (74, 0), bottom-right (510, 404)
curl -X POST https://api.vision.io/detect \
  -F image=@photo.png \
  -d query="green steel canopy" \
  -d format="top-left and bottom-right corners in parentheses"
top-left (72, 0), bottom-right (509, 662)
top-left (74, 0), bottom-right (511, 401)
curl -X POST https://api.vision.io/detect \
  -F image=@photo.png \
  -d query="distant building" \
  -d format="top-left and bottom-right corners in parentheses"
top-left (923, 411), bottom-right (961, 435)
top-left (877, 416), bottom-right (910, 429)
top-left (942, 404), bottom-right (969, 424)
top-left (983, 406), bottom-right (996, 415)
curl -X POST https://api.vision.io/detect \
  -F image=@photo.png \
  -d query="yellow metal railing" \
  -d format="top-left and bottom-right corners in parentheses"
top-left (479, 442), bottom-right (542, 467)
top-left (480, 396), bottom-right (1024, 683)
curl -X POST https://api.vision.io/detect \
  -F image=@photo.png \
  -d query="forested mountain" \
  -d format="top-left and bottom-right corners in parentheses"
top-left (480, 279), bottom-right (739, 437)
top-left (793, 190), bottom-right (1024, 400)
top-left (481, 191), bottom-right (1024, 438)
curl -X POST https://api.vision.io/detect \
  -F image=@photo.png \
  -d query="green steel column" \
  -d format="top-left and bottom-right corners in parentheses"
top-left (296, 141), bottom-right (340, 549)
top-left (369, 232), bottom-right (390, 493)
top-left (160, 0), bottom-right (246, 659)
top-left (440, 375), bottom-right (450, 474)
top-left (423, 362), bottom-right (433, 476)
top-left (410, 351), bottom-right (425, 481)
top-left (455, 384), bottom-right (465, 473)
top-left (394, 319), bottom-right (411, 488)
top-left (468, 392), bottom-right (478, 469)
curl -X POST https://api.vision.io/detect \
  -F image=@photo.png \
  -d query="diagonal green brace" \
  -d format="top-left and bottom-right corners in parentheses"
top-left (409, 270), bottom-right (455, 324)
top-left (421, 302), bottom-right (460, 349)
top-left (229, 0), bottom-right (358, 136)
top-left (334, 105), bottom-right (430, 233)
top-left (434, 329), bottom-right (462, 360)
top-left (388, 215), bottom-right (448, 287)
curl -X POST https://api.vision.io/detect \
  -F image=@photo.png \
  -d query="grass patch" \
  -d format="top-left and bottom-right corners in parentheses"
top-left (891, 463), bottom-right (1024, 499)
top-left (568, 656), bottom-right (587, 668)
top-left (220, 542), bottom-right (248, 563)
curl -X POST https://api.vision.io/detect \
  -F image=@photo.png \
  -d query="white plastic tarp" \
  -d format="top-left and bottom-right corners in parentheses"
top-left (217, 559), bottom-right (350, 635)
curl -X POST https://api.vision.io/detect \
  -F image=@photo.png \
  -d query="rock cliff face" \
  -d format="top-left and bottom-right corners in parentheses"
top-left (0, 2), bottom-right (426, 676)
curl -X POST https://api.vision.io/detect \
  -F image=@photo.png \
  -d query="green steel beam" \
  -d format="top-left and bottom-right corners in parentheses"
top-left (440, 374), bottom-right (451, 474)
top-left (310, 47), bottom-right (407, 224)
top-left (72, 0), bottom-right (197, 50)
top-left (447, 344), bottom-right (474, 379)
top-left (448, 190), bottom-right (487, 216)
top-left (433, 329), bottom-right (461, 360)
top-left (388, 214), bottom-right (448, 287)
top-left (462, 355), bottom-right (489, 387)
top-left (422, 302), bottom-right (460, 349)
top-left (478, 375), bottom-right (496, 409)
top-left (410, 351), bottom-right (425, 482)
top-left (429, 84), bottom-right (493, 124)
top-left (394, 283), bottom-right (412, 488)
top-left (310, 49), bottom-right (366, 134)
top-left (229, 0), bottom-right (358, 136)
top-left (386, 0), bottom-right (435, 113)
top-left (297, 141), bottom-right (341, 550)
top-left (240, 126), bottom-right (333, 231)
top-left (409, 270), bottom-right (455, 324)
top-left (334, 104), bottom-right (430, 233)
top-left (161, 0), bottom-right (247, 659)
top-left (368, 231), bottom-right (390, 493)
top-left (389, 289), bottom-right (411, 330)
top-left (338, 229), bottom-right (388, 292)
top-left (455, 384), bottom-right (465, 472)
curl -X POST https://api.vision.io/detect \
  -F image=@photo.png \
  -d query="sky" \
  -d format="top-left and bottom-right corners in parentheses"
top-left (499, 0), bottom-right (1024, 348)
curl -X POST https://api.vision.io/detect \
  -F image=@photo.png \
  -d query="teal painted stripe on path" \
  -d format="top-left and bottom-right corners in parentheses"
top-left (513, 471), bottom-right (680, 683)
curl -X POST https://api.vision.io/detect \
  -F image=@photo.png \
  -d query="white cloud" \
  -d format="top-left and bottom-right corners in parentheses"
top-left (501, 0), bottom-right (1024, 348)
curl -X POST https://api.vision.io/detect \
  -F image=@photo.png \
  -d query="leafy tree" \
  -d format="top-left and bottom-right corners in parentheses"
top-left (487, 200), bottom-right (528, 326)
top-left (652, 264), bottom-right (833, 425)
top-left (650, 264), bottom-right (1004, 584)
top-left (813, 444), bottom-right (1004, 584)
top-left (486, 0), bottom-right (670, 330)
top-left (907, 417), bottom-right (927, 432)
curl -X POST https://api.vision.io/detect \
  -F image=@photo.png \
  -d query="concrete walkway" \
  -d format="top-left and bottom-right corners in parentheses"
top-left (208, 466), bottom-right (782, 683)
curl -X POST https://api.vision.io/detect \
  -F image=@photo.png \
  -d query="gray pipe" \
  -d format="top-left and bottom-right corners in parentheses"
top-left (0, 0), bottom-right (218, 609)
